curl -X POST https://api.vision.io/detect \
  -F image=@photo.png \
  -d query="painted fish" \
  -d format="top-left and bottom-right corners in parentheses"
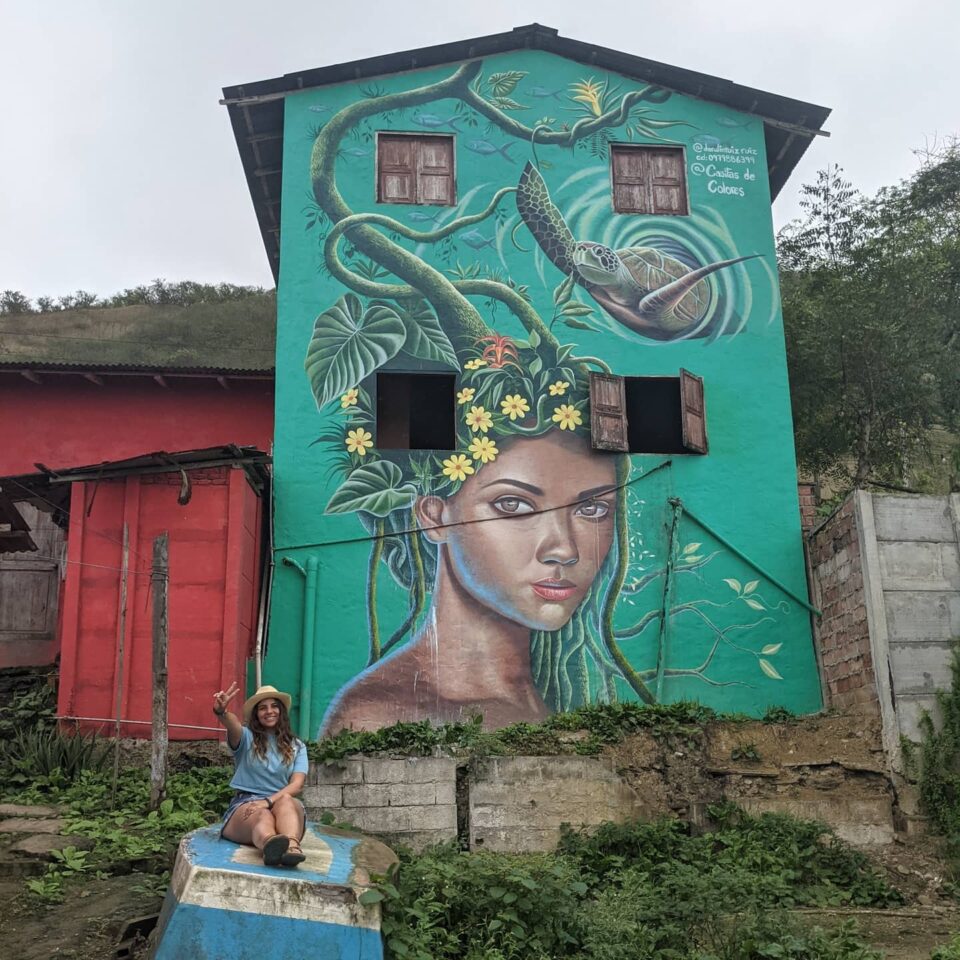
top-left (528, 85), bottom-right (565, 100)
top-left (339, 146), bottom-right (370, 158)
top-left (309, 105), bottom-right (332, 114)
top-left (466, 139), bottom-right (515, 162)
top-left (698, 136), bottom-right (724, 150)
top-left (459, 229), bottom-right (495, 250)
top-left (408, 211), bottom-right (445, 224)
top-left (717, 117), bottom-right (752, 129)
top-left (412, 112), bottom-right (463, 131)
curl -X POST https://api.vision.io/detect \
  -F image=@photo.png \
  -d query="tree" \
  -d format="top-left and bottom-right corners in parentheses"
top-left (778, 140), bottom-right (960, 491)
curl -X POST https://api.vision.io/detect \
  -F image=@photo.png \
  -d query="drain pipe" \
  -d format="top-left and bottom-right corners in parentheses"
top-left (282, 556), bottom-right (318, 739)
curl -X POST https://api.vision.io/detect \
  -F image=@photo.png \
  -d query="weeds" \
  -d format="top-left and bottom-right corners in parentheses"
top-left (375, 810), bottom-right (898, 960)
top-left (312, 701), bottom-right (724, 763)
top-left (6, 765), bottom-right (230, 904)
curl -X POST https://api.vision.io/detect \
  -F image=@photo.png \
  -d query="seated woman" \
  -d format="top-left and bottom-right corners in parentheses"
top-left (213, 682), bottom-right (309, 867)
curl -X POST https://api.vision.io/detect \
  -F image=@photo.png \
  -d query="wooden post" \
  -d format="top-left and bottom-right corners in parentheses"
top-left (110, 524), bottom-right (130, 808)
top-left (149, 533), bottom-right (169, 810)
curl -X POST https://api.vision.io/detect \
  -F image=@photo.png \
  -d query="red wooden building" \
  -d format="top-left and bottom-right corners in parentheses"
top-left (0, 297), bottom-right (275, 738)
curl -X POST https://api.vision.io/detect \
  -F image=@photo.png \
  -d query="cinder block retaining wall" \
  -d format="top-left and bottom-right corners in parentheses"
top-left (301, 757), bottom-right (458, 850)
top-left (302, 718), bottom-right (898, 852)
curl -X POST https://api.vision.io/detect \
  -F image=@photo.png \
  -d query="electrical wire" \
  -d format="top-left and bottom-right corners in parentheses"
top-left (276, 458), bottom-right (674, 553)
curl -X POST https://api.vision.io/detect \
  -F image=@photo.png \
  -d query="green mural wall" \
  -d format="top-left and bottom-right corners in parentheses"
top-left (269, 50), bottom-right (822, 738)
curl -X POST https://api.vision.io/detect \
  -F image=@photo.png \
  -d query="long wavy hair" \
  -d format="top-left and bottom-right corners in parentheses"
top-left (249, 699), bottom-right (299, 765)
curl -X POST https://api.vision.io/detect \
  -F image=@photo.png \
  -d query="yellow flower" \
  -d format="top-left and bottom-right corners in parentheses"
top-left (552, 404), bottom-right (583, 431)
top-left (468, 436), bottom-right (499, 464)
top-left (456, 387), bottom-right (476, 405)
top-left (500, 394), bottom-right (530, 421)
top-left (464, 359), bottom-right (488, 371)
top-left (345, 428), bottom-right (373, 456)
top-left (571, 78), bottom-right (604, 117)
top-left (465, 405), bottom-right (493, 433)
top-left (340, 388), bottom-right (359, 409)
top-left (548, 380), bottom-right (570, 397)
top-left (442, 454), bottom-right (475, 482)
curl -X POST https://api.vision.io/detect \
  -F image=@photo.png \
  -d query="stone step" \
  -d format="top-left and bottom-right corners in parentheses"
top-left (0, 817), bottom-right (66, 834)
top-left (0, 803), bottom-right (62, 818)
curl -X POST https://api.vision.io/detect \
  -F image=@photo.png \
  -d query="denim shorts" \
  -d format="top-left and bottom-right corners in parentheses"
top-left (220, 791), bottom-right (306, 839)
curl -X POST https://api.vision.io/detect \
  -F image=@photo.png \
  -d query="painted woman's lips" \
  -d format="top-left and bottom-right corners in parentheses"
top-left (532, 580), bottom-right (578, 602)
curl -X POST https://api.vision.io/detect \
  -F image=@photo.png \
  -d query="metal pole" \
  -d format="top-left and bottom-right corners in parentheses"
top-left (149, 533), bottom-right (169, 810)
top-left (110, 524), bottom-right (129, 808)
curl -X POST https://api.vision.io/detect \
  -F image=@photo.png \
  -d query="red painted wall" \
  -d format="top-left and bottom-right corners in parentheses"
top-left (0, 374), bottom-right (273, 476)
top-left (57, 466), bottom-right (263, 740)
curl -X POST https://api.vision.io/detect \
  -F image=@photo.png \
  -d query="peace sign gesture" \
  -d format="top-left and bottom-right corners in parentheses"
top-left (213, 681), bottom-right (240, 716)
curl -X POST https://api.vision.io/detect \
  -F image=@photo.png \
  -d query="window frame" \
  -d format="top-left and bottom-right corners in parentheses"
top-left (608, 143), bottom-right (690, 217)
top-left (375, 131), bottom-right (457, 207)
top-left (589, 370), bottom-right (708, 455)
top-left (373, 370), bottom-right (458, 452)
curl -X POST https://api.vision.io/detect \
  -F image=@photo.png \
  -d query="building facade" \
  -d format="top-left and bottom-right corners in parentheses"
top-left (225, 25), bottom-right (831, 737)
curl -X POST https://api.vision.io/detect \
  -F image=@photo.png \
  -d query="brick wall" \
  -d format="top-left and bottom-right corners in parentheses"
top-left (797, 482), bottom-right (819, 532)
top-left (807, 495), bottom-right (879, 715)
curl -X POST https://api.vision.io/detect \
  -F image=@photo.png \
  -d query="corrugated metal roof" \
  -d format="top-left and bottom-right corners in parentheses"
top-left (0, 297), bottom-right (276, 373)
top-left (222, 23), bottom-right (831, 279)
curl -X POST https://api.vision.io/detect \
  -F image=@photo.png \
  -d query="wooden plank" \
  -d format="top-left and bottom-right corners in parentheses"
top-left (150, 533), bottom-right (169, 809)
top-left (680, 369), bottom-right (707, 454)
top-left (589, 373), bottom-right (628, 452)
top-left (872, 495), bottom-right (954, 542)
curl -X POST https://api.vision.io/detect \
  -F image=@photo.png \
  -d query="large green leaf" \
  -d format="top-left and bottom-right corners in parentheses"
top-left (305, 293), bottom-right (406, 409)
top-left (390, 299), bottom-right (458, 368)
top-left (325, 461), bottom-right (418, 517)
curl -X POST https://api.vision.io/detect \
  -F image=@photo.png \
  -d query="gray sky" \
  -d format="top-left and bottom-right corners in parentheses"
top-left (1, 1), bottom-right (954, 299)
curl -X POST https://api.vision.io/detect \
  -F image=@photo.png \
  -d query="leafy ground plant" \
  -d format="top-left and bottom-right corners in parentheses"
top-left (5, 765), bottom-right (230, 904)
top-left (311, 700), bottom-right (726, 763)
top-left (376, 810), bottom-right (900, 960)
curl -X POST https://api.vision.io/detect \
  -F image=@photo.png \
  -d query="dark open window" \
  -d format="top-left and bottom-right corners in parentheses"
top-left (589, 370), bottom-right (707, 454)
top-left (377, 134), bottom-right (455, 206)
top-left (376, 373), bottom-right (456, 450)
top-left (611, 145), bottom-right (688, 216)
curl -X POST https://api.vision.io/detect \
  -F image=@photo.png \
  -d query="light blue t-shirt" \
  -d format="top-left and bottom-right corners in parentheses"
top-left (229, 727), bottom-right (308, 795)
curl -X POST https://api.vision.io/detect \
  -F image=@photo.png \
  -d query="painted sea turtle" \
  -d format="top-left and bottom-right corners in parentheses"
top-left (516, 162), bottom-right (757, 340)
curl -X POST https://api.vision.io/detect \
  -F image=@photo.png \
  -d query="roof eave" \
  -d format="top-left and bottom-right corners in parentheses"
top-left (222, 23), bottom-right (831, 279)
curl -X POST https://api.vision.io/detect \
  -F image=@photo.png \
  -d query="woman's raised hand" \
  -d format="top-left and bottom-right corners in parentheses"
top-left (213, 681), bottom-right (240, 716)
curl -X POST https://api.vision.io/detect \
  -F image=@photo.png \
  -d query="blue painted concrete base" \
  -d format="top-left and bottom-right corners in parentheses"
top-left (150, 823), bottom-right (397, 960)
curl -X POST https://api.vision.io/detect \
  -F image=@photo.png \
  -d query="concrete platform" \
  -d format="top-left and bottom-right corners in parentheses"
top-left (151, 822), bottom-right (397, 960)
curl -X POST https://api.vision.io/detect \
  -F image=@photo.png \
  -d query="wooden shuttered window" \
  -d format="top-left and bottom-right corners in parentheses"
top-left (377, 134), bottom-right (455, 206)
top-left (611, 145), bottom-right (688, 216)
top-left (589, 371), bottom-right (707, 455)
top-left (679, 368), bottom-right (708, 454)
top-left (589, 373), bottom-right (629, 452)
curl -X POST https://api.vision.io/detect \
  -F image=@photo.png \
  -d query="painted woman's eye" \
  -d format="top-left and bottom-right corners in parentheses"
top-left (575, 499), bottom-right (610, 520)
top-left (492, 495), bottom-right (535, 516)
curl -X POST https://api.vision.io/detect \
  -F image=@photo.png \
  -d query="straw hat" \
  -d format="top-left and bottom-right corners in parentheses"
top-left (243, 685), bottom-right (293, 722)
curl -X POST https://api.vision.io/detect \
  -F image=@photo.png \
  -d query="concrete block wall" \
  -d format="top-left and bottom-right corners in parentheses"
top-left (862, 493), bottom-right (960, 744)
top-left (808, 495), bottom-right (879, 715)
top-left (301, 757), bottom-right (458, 850)
top-left (468, 756), bottom-right (649, 853)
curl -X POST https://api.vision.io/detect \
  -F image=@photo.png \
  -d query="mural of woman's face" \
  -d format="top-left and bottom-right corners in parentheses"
top-left (418, 432), bottom-right (618, 632)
